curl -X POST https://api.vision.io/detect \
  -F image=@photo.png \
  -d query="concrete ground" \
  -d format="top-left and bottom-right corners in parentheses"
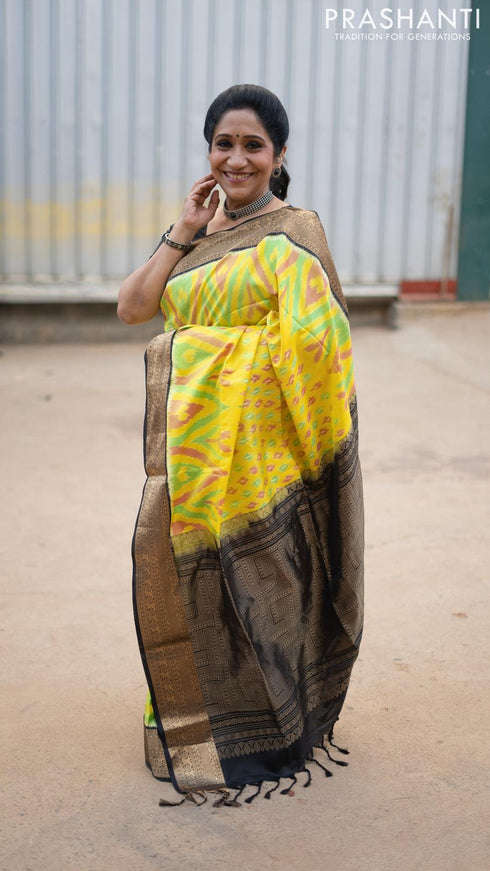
top-left (1, 307), bottom-right (489, 871)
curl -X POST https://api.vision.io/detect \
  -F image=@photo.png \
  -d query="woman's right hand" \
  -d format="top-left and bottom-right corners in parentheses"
top-left (173, 173), bottom-right (220, 237)
top-left (117, 173), bottom-right (220, 324)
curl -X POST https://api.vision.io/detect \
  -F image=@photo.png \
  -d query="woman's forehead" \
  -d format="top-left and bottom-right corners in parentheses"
top-left (213, 108), bottom-right (270, 140)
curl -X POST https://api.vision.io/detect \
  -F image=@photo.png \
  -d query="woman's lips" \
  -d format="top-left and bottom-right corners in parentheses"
top-left (223, 172), bottom-right (253, 182)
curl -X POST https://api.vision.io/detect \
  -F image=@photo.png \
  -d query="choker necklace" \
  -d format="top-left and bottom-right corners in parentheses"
top-left (223, 189), bottom-right (274, 220)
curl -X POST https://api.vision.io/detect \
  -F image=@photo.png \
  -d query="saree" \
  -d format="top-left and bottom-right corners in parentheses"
top-left (132, 206), bottom-right (364, 797)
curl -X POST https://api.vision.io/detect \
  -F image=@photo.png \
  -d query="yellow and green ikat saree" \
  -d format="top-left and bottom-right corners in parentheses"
top-left (132, 206), bottom-right (364, 800)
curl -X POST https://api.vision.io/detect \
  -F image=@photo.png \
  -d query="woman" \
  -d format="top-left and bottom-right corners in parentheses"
top-left (118, 84), bottom-right (364, 806)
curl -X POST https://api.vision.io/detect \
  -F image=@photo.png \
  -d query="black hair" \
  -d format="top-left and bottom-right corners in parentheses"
top-left (203, 84), bottom-right (290, 200)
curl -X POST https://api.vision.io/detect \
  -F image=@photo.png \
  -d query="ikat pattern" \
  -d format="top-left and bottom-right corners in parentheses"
top-left (161, 236), bottom-right (355, 538)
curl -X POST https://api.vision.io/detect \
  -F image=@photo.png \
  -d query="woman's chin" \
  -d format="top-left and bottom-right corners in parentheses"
top-left (221, 186), bottom-right (268, 210)
top-left (222, 186), bottom-right (253, 201)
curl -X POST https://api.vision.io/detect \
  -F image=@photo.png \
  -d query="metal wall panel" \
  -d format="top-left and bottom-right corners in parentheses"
top-left (0, 0), bottom-right (469, 284)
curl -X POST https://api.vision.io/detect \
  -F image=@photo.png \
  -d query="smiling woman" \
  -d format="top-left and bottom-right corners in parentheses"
top-left (206, 107), bottom-right (286, 220)
top-left (119, 84), bottom-right (364, 807)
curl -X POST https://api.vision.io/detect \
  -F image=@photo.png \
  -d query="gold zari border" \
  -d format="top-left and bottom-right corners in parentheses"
top-left (144, 725), bottom-right (169, 779)
top-left (133, 332), bottom-right (225, 792)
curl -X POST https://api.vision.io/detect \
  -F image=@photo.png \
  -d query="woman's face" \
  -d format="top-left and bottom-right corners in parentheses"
top-left (208, 108), bottom-right (284, 207)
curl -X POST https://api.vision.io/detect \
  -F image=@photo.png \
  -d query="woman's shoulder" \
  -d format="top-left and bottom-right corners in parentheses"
top-left (269, 205), bottom-right (328, 251)
top-left (277, 205), bottom-right (324, 231)
top-left (282, 204), bottom-right (320, 216)
top-left (282, 205), bottom-right (316, 217)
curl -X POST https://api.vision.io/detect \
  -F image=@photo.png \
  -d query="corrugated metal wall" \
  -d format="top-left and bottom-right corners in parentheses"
top-left (0, 0), bottom-right (469, 284)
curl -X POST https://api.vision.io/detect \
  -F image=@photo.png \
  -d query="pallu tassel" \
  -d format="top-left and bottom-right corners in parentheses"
top-left (244, 782), bottom-right (263, 804)
top-left (301, 766), bottom-right (312, 788)
top-left (158, 733), bottom-right (349, 806)
top-left (310, 757), bottom-right (333, 778)
top-left (212, 788), bottom-right (243, 808)
top-left (159, 787), bottom-right (240, 808)
top-left (159, 790), bottom-right (208, 807)
top-left (319, 735), bottom-right (349, 768)
top-left (328, 727), bottom-right (350, 755)
top-left (230, 784), bottom-right (246, 805)
top-left (265, 768), bottom-right (311, 800)
top-left (264, 780), bottom-right (281, 800)
top-left (280, 774), bottom-right (297, 795)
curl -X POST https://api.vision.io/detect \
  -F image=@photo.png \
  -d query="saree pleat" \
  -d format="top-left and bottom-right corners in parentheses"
top-left (133, 206), bottom-right (364, 794)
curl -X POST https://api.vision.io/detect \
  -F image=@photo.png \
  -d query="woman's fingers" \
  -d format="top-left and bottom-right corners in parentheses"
top-left (207, 189), bottom-right (220, 214)
top-left (191, 172), bottom-right (216, 190)
top-left (193, 179), bottom-right (216, 193)
top-left (197, 180), bottom-right (217, 195)
top-left (188, 177), bottom-right (216, 200)
top-left (180, 174), bottom-right (219, 228)
top-left (188, 177), bottom-right (218, 207)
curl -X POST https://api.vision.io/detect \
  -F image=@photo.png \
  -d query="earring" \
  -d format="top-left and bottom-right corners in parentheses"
top-left (272, 165), bottom-right (282, 178)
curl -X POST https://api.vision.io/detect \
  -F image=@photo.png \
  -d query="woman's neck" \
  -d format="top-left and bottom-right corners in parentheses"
top-left (205, 199), bottom-right (289, 235)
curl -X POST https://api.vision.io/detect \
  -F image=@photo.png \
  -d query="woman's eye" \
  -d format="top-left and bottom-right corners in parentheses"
top-left (214, 139), bottom-right (262, 149)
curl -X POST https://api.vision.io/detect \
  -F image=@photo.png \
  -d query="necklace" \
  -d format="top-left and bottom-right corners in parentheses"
top-left (223, 188), bottom-right (274, 220)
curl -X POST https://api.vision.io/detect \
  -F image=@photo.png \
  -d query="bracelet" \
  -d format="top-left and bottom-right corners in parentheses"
top-left (163, 231), bottom-right (194, 252)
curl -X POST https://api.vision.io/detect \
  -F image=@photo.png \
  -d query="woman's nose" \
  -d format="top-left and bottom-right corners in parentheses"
top-left (227, 147), bottom-right (248, 168)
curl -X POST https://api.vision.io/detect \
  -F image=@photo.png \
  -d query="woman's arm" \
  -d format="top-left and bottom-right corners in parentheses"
top-left (117, 218), bottom-right (196, 324)
top-left (117, 174), bottom-right (219, 325)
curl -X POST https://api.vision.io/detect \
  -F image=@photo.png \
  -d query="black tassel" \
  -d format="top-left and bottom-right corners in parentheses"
top-left (233, 784), bottom-right (246, 803)
top-left (328, 728), bottom-right (349, 755)
top-left (302, 766), bottom-right (312, 787)
top-left (324, 745), bottom-right (349, 767)
top-left (159, 732), bottom-right (348, 808)
top-left (310, 757), bottom-right (333, 778)
top-left (223, 789), bottom-right (243, 808)
top-left (264, 780), bottom-right (281, 800)
top-left (280, 774), bottom-right (297, 795)
top-left (244, 782), bottom-right (263, 804)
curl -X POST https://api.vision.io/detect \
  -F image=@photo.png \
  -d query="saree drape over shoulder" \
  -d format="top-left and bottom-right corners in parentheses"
top-left (132, 206), bottom-right (364, 795)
